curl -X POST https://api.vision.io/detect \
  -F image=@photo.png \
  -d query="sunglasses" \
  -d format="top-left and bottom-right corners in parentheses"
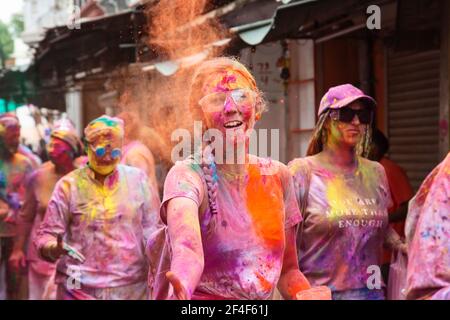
top-left (198, 88), bottom-right (257, 113)
top-left (89, 144), bottom-right (121, 159)
top-left (330, 107), bottom-right (373, 125)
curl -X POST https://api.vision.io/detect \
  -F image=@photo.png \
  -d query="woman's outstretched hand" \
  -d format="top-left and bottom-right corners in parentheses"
top-left (296, 286), bottom-right (332, 300)
top-left (166, 271), bottom-right (189, 300)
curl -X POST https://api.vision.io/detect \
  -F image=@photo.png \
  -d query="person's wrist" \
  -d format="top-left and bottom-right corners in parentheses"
top-left (43, 242), bottom-right (59, 262)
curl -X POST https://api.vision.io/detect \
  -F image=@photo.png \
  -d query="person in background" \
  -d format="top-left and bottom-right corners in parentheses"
top-left (18, 144), bottom-right (41, 170)
top-left (289, 84), bottom-right (406, 300)
top-left (9, 120), bottom-right (83, 299)
top-left (369, 128), bottom-right (413, 284)
top-left (0, 113), bottom-right (33, 300)
top-left (405, 152), bottom-right (449, 300)
top-left (117, 111), bottom-right (159, 201)
top-left (35, 116), bottom-right (160, 300)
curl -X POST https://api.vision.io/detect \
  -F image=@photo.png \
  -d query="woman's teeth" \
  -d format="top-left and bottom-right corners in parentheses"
top-left (224, 121), bottom-right (243, 128)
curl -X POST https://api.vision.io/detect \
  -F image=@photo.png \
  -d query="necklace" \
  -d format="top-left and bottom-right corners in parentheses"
top-left (217, 165), bottom-right (249, 182)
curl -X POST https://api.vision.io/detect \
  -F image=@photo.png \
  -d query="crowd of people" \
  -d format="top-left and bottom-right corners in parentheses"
top-left (0, 57), bottom-right (448, 300)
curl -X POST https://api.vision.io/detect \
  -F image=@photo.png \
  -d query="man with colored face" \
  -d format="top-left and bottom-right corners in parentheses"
top-left (10, 119), bottom-right (82, 299)
top-left (0, 113), bottom-right (33, 300)
top-left (35, 115), bottom-right (160, 300)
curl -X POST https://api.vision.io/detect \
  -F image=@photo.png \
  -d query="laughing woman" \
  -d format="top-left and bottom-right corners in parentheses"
top-left (288, 84), bottom-right (406, 300)
top-left (157, 57), bottom-right (330, 300)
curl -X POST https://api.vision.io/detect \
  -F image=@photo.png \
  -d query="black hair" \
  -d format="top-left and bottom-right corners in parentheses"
top-left (372, 128), bottom-right (389, 156)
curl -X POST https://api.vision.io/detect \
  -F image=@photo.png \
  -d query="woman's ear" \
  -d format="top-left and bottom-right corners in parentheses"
top-left (254, 96), bottom-right (263, 121)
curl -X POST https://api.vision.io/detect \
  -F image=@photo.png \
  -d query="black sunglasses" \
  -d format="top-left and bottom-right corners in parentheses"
top-left (330, 107), bottom-right (373, 125)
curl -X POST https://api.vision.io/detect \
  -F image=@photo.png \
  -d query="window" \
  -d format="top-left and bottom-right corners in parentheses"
top-left (289, 39), bottom-right (316, 157)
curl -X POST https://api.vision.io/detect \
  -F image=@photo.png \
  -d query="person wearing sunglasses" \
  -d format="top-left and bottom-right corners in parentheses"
top-left (153, 57), bottom-right (330, 300)
top-left (35, 115), bottom-right (159, 300)
top-left (117, 111), bottom-right (160, 200)
top-left (288, 84), bottom-right (404, 300)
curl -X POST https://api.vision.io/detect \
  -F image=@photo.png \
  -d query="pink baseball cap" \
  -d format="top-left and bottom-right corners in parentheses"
top-left (318, 84), bottom-right (376, 116)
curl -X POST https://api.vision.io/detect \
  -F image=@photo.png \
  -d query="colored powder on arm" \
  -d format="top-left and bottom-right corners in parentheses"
top-left (286, 274), bottom-right (311, 298)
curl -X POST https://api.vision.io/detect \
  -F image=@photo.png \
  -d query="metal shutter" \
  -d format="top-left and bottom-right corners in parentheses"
top-left (387, 50), bottom-right (440, 191)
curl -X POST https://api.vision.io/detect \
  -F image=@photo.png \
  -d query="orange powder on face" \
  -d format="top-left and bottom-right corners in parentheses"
top-left (245, 164), bottom-right (284, 249)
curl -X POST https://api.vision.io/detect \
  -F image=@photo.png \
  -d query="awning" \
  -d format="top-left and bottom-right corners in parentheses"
top-left (230, 0), bottom-right (320, 46)
top-left (142, 38), bottom-right (231, 76)
top-left (153, 50), bottom-right (211, 76)
top-left (143, 0), bottom-right (320, 76)
top-left (33, 8), bottom-right (142, 64)
top-left (230, 18), bottom-right (273, 46)
top-left (141, 0), bottom-right (384, 77)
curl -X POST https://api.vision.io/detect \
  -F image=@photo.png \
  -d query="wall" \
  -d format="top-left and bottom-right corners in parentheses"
top-left (289, 39), bottom-right (316, 158)
top-left (240, 42), bottom-right (287, 163)
top-left (315, 37), bottom-right (360, 104)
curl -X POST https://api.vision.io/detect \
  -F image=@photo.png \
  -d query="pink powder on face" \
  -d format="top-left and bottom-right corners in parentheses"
top-left (206, 100), bottom-right (254, 132)
top-left (214, 74), bottom-right (237, 93)
top-left (203, 69), bottom-right (254, 95)
top-left (201, 69), bottom-right (258, 133)
top-left (48, 138), bottom-right (74, 168)
top-left (239, 103), bottom-right (254, 119)
top-left (223, 98), bottom-right (234, 113)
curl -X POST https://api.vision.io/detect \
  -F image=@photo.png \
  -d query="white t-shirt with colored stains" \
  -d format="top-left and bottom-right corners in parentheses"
top-left (288, 156), bottom-right (392, 293)
top-left (161, 155), bottom-right (301, 300)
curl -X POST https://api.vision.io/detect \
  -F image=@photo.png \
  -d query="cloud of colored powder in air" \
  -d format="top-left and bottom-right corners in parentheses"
top-left (115, 0), bottom-right (230, 165)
